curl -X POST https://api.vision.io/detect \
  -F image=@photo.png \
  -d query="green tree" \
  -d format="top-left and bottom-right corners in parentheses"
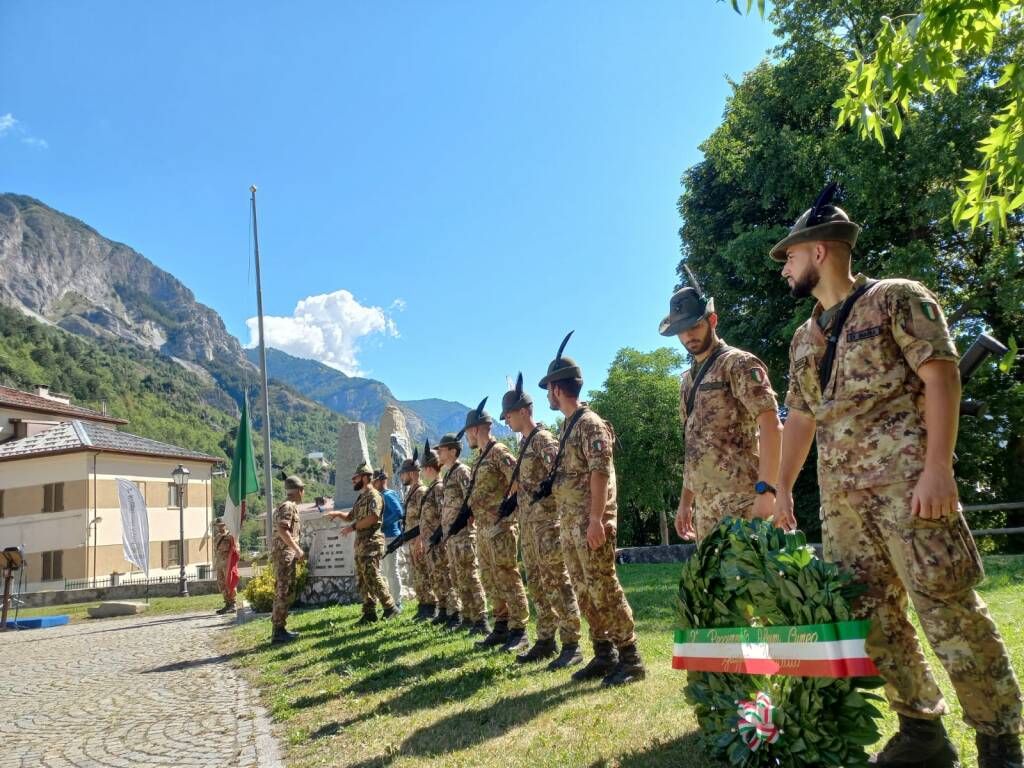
top-left (684, 1), bottom-right (1023, 545)
top-left (589, 348), bottom-right (686, 547)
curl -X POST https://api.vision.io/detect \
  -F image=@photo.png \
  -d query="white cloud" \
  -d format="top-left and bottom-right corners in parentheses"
top-left (245, 289), bottom-right (398, 376)
top-left (0, 112), bottom-right (47, 149)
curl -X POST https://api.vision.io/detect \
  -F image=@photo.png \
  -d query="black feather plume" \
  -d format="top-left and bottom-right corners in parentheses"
top-left (424, 439), bottom-right (431, 454)
top-left (556, 330), bottom-right (574, 361)
top-left (412, 447), bottom-right (419, 463)
top-left (807, 182), bottom-right (838, 226)
top-left (456, 428), bottom-right (465, 441)
top-left (515, 372), bottom-right (523, 397)
top-left (475, 397), bottom-right (488, 418)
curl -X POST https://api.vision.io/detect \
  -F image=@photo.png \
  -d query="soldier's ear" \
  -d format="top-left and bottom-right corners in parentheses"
top-left (707, 313), bottom-right (719, 331)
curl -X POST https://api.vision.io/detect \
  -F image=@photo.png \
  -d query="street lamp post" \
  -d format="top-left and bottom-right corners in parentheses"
top-left (172, 464), bottom-right (190, 597)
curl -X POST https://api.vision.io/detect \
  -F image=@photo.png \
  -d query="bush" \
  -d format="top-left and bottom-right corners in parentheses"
top-left (244, 560), bottom-right (309, 613)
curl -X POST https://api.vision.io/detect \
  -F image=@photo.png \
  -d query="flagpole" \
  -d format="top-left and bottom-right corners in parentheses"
top-left (250, 186), bottom-right (276, 551)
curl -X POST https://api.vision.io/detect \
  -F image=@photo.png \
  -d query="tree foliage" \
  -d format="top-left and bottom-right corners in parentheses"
top-left (688, 0), bottom-right (1024, 547)
top-left (589, 347), bottom-right (687, 547)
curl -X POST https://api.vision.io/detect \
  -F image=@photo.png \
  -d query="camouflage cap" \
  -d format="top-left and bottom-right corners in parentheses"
top-left (435, 430), bottom-right (464, 450)
top-left (658, 287), bottom-right (714, 337)
top-left (770, 182), bottom-right (861, 262)
top-left (538, 331), bottom-right (582, 390)
top-left (463, 397), bottom-right (492, 429)
top-left (352, 461), bottom-right (374, 477)
top-left (398, 447), bottom-right (421, 474)
top-left (284, 475), bottom-right (305, 490)
top-left (500, 372), bottom-right (532, 418)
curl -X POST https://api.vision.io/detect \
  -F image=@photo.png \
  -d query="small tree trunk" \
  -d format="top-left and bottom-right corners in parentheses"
top-left (659, 508), bottom-right (670, 546)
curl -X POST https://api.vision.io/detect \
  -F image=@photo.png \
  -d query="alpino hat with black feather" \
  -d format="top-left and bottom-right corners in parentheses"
top-left (463, 397), bottom-right (492, 430)
top-left (538, 331), bottom-right (582, 390)
top-left (769, 182), bottom-right (861, 262)
top-left (500, 373), bottom-right (533, 419)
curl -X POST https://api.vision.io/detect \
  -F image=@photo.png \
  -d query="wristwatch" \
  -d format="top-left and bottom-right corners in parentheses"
top-left (755, 481), bottom-right (777, 496)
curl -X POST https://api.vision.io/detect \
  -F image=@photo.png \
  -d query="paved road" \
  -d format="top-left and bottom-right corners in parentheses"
top-left (1, 612), bottom-right (282, 768)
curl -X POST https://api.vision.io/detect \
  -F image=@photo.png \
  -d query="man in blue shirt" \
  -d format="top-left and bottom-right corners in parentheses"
top-left (373, 469), bottom-right (405, 611)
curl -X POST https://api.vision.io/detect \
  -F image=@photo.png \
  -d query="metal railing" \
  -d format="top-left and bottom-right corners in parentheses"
top-left (63, 568), bottom-right (205, 591)
top-left (963, 502), bottom-right (1024, 538)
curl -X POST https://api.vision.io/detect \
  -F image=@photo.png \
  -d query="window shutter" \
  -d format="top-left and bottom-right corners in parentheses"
top-left (54, 483), bottom-right (64, 512)
top-left (54, 550), bottom-right (63, 580)
top-left (42, 551), bottom-right (52, 581)
top-left (0, 489), bottom-right (5, 518)
top-left (43, 484), bottom-right (53, 513)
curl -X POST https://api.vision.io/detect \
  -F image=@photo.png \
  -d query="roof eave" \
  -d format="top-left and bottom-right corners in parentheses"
top-left (0, 446), bottom-right (221, 465)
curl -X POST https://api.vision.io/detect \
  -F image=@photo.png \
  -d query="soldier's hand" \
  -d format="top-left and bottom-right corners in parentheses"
top-left (753, 493), bottom-right (774, 522)
top-left (772, 491), bottom-right (798, 532)
top-left (586, 518), bottom-right (606, 550)
top-left (912, 466), bottom-right (959, 520)
top-left (674, 507), bottom-right (695, 541)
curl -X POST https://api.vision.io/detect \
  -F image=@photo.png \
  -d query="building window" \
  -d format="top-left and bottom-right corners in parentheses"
top-left (42, 483), bottom-right (64, 513)
top-left (167, 483), bottom-right (188, 508)
top-left (0, 489), bottom-right (4, 518)
top-left (41, 550), bottom-right (63, 581)
top-left (163, 540), bottom-right (187, 567)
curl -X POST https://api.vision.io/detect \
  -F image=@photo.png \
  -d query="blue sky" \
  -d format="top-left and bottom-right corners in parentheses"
top-left (0, 2), bottom-right (775, 407)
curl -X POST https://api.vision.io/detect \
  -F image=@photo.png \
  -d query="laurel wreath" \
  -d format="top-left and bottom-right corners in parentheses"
top-left (677, 517), bottom-right (886, 767)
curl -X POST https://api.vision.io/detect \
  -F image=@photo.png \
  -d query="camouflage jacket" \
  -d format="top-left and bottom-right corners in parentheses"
top-left (418, 478), bottom-right (443, 538)
top-left (403, 482), bottom-right (427, 530)
top-left (441, 462), bottom-right (474, 538)
top-left (271, 501), bottom-right (300, 562)
top-left (468, 440), bottom-right (516, 534)
top-left (679, 339), bottom-right (778, 496)
top-left (352, 486), bottom-right (385, 554)
top-left (515, 426), bottom-right (559, 521)
top-left (552, 405), bottom-right (618, 530)
top-left (785, 274), bottom-right (958, 492)
top-left (214, 532), bottom-right (235, 565)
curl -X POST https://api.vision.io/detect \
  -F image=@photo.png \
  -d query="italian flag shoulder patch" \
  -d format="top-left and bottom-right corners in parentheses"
top-left (920, 301), bottom-right (939, 322)
top-left (750, 367), bottom-right (765, 384)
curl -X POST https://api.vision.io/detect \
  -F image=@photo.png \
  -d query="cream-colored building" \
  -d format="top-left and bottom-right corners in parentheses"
top-left (0, 385), bottom-right (219, 592)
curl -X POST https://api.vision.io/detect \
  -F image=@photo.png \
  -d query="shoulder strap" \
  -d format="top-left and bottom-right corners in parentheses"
top-left (501, 426), bottom-right (541, 500)
top-left (684, 344), bottom-right (730, 419)
top-left (819, 280), bottom-right (878, 393)
top-left (546, 406), bottom-right (588, 484)
top-left (419, 479), bottom-right (439, 513)
top-left (466, 440), bottom-right (497, 495)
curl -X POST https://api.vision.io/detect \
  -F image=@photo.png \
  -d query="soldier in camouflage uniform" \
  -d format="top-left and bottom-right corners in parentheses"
top-left (464, 397), bottom-right (530, 653)
top-left (416, 441), bottom-right (458, 626)
top-left (771, 185), bottom-right (1023, 768)
top-left (539, 332), bottom-right (645, 686)
top-left (501, 373), bottom-right (583, 670)
top-left (270, 475), bottom-right (305, 644)
top-left (435, 431), bottom-right (490, 636)
top-left (334, 462), bottom-right (397, 624)
top-left (658, 287), bottom-right (783, 541)
top-left (398, 449), bottom-right (437, 621)
top-left (213, 519), bottom-right (238, 614)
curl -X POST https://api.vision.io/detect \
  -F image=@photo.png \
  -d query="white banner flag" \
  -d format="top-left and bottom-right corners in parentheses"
top-left (116, 479), bottom-right (150, 574)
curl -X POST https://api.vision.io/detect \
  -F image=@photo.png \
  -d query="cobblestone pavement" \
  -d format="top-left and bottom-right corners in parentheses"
top-left (1, 612), bottom-right (283, 768)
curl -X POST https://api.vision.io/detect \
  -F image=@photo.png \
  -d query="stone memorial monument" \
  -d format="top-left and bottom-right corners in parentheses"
top-left (377, 405), bottom-right (414, 601)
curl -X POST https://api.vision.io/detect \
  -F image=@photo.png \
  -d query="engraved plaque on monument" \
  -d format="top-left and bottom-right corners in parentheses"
top-left (310, 524), bottom-right (354, 577)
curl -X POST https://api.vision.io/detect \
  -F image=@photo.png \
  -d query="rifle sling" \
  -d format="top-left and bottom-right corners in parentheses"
top-left (684, 344), bottom-right (730, 420)
top-left (819, 280), bottom-right (877, 395)
top-left (501, 425), bottom-right (541, 503)
top-left (541, 406), bottom-right (588, 491)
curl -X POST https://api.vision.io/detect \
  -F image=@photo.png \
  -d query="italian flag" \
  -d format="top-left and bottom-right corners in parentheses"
top-left (225, 396), bottom-right (260, 591)
top-left (672, 620), bottom-right (879, 678)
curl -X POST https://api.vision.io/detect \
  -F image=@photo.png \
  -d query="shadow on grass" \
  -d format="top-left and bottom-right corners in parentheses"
top-left (344, 680), bottom-right (596, 767)
top-left (589, 731), bottom-right (723, 768)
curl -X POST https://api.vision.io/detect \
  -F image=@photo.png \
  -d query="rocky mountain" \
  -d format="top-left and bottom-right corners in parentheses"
top-left (246, 347), bottom-right (511, 443)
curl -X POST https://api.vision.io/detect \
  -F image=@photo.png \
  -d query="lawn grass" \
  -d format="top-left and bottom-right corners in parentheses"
top-left (224, 556), bottom-right (1024, 767)
top-left (11, 593), bottom-right (225, 623)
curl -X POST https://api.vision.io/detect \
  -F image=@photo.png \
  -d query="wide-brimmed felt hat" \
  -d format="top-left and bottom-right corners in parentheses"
top-left (421, 439), bottom-right (440, 468)
top-left (463, 397), bottom-right (493, 429)
top-left (399, 448), bottom-right (421, 474)
top-left (500, 372), bottom-right (533, 418)
top-left (538, 331), bottom-right (583, 390)
top-left (658, 287), bottom-right (714, 337)
top-left (770, 182), bottom-right (861, 262)
top-left (435, 430), bottom-right (464, 450)
top-left (352, 461), bottom-right (374, 477)
top-left (284, 475), bottom-right (305, 490)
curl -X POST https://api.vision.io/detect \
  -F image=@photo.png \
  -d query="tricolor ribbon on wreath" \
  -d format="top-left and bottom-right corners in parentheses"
top-left (672, 619), bottom-right (880, 678)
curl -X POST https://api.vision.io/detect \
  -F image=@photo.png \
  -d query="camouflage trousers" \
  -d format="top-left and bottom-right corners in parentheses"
top-left (559, 516), bottom-right (636, 648)
top-left (271, 556), bottom-right (296, 629)
top-left (356, 550), bottom-right (395, 616)
top-left (695, 491), bottom-right (756, 542)
top-left (407, 544), bottom-right (436, 605)
top-left (822, 481), bottom-right (1022, 735)
top-left (215, 562), bottom-right (236, 605)
top-left (427, 538), bottom-right (457, 614)
top-left (521, 512), bottom-right (581, 644)
top-left (476, 527), bottom-right (529, 630)
top-left (445, 533), bottom-right (486, 623)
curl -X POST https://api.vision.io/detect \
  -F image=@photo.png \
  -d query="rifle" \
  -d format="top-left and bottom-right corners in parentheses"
top-left (532, 407), bottom-right (587, 503)
top-left (958, 333), bottom-right (1009, 418)
top-left (445, 440), bottom-right (497, 538)
top-left (384, 525), bottom-right (420, 556)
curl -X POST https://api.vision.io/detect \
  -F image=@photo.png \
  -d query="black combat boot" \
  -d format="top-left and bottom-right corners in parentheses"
top-left (517, 638), bottom-right (557, 664)
top-left (601, 643), bottom-right (646, 686)
top-left (570, 640), bottom-right (618, 681)
top-left (355, 611), bottom-right (378, 626)
top-left (870, 714), bottom-right (959, 767)
top-left (475, 619), bottom-right (509, 649)
top-left (547, 642), bottom-right (584, 671)
top-left (431, 607), bottom-right (449, 626)
top-left (468, 618), bottom-right (491, 637)
top-left (500, 627), bottom-right (530, 653)
top-left (271, 626), bottom-right (298, 644)
top-left (443, 611), bottom-right (463, 631)
top-left (414, 604), bottom-right (437, 622)
top-left (977, 733), bottom-right (1024, 768)
top-left (381, 605), bottom-right (399, 620)
top-left (216, 603), bottom-right (236, 615)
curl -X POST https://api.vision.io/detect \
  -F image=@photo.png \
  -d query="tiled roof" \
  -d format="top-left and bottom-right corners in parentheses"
top-left (0, 385), bottom-right (127, 425)
top-left (0, 421), bottom-right (220, 463)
